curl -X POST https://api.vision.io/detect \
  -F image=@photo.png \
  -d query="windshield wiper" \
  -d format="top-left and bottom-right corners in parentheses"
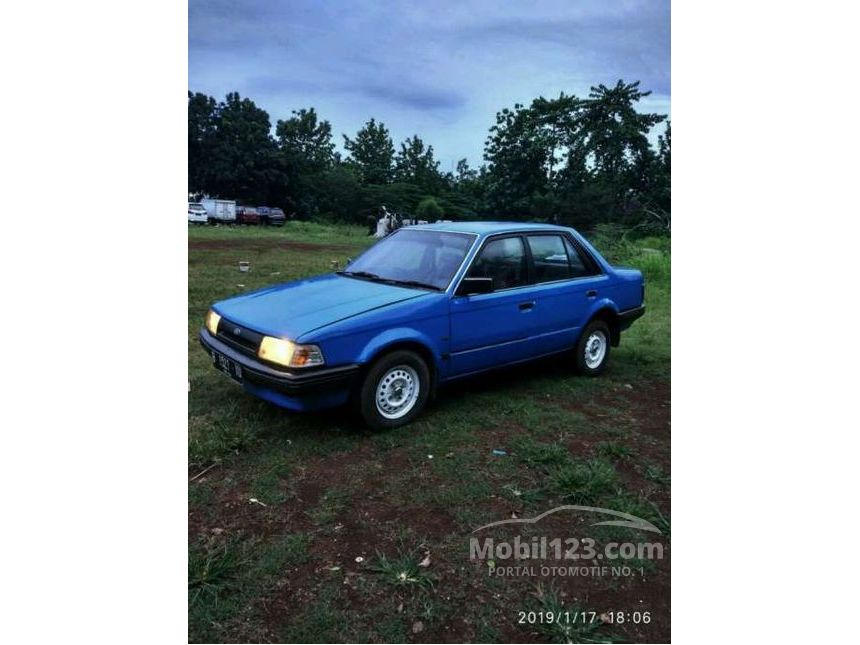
top-left (382, 279), bottom-right (442, 291)
top-left (338, 270), bottom-right (384, 281)
top-left (338, 271), bottom-right (441, 291)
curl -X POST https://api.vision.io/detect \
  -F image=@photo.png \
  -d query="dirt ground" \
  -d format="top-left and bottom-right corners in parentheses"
top-left (189, 378), bottom-right (670, 643)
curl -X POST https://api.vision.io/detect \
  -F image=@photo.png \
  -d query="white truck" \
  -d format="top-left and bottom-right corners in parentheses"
top-left (200, 198), bottom-right (237, 223)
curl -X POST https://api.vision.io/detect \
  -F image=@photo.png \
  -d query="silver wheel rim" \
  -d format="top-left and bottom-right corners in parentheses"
top-left (375, 365), bottom-right (420, 420)
top-left (584, 331), bottom-right (607, 369)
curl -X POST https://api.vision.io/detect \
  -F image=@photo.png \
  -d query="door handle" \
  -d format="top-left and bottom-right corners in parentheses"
top-left (586, 290), bottom-right (598, 298)
top-left (518, 301), bottom-right (535, 311)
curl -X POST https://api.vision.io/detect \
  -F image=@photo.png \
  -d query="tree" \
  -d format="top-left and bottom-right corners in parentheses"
top-left (188, 91), bottom-right (217, 195)
top-left (645, 120), bottom-right (671, 229)
top-left (454, 158), bottom-right (477, 183)
top-left (482, 82), bottom-right (667, 227)
top-left (342, 118), bottom-right (395, 184)
top-left (483, 94), bottom-right (580, 218)
top-left (204, 92), bottom-right (281, 204)
top-left (574, 81), bottom-right (666, 221)
top-left (186, 81), bottom-right (669, 230)
top-left (311, 165), bottom-right (363, 222)
top-left (276, 108), bottom-right (336, 172)
top-left (394, 135), bottom-right (444, 192)
top-left (415, 197), bottom-right (443, 221)
top-left (276, 108), bottom-right (337, 215)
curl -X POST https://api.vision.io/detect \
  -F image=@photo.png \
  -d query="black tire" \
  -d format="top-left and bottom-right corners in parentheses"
top-left (574, 319), bottom-right (611, 375)
top-left (356, 350), bottom-right (431, 430)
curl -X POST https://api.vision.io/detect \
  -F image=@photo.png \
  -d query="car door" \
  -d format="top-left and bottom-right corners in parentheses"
top-left (448, 235), bottom-right (540, 376)
top-left (524, 233), bottom-right (608, 355)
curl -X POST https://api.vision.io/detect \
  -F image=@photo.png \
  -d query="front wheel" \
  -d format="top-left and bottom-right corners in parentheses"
top-left (357, 350), bottom-right (431, 430)
top-left (574, 319), bottom-right (611, 375)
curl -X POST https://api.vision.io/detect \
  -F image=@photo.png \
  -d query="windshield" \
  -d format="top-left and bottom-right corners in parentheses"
top-left (343, 229), bottom-right (474, 290)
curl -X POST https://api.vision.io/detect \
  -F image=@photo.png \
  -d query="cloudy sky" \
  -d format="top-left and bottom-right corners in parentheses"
top-left (189, 0), bottom-right (670, 171)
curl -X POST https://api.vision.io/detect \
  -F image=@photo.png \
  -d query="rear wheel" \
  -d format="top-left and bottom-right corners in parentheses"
top-left (357, 350), bottom-right (430, 430)
top-left (574, 319), bottom-right (611, 375)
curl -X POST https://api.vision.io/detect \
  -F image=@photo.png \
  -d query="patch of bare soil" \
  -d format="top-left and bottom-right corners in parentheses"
top-left (190, 378), bottom-right (670, 643)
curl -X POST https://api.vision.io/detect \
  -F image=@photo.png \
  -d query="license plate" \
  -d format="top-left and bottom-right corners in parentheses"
top-left (212, 351), bottom-right (243, 382)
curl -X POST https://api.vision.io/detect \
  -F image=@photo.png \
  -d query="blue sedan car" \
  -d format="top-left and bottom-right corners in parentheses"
top-left (200, 222), bottom-right (645, 429)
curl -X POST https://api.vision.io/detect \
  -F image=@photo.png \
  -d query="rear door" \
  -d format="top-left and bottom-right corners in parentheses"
top-left (524, 233), bottom-right (608, 355)
top-left (448, 235), bottom-right (539, 376)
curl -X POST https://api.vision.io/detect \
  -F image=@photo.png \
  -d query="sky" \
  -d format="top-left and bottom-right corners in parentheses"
top-left (189, 0), bottom-right (670, 172)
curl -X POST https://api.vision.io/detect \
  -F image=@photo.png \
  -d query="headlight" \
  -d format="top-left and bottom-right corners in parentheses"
top-left (258, 337), bottom-right (324, 368)
top-left (205, 310), bottom-right (221, 335)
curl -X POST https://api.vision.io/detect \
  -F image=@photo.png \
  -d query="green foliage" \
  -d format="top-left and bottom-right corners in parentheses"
top-left (342, 118), bottom-right (395, 184)
top-left (483, 82), bottom-right (668, 228)
top-left (548, 458), bottom-right (619, 504)
top-left (597, 441), bottom-right (634, 460)
top-left (530, 586), bottom-right (614, 644)
top-left (188, 91), bottom-right (283, 204)
top-left (188, 537), bottom-right (246, 608)
top-left (188, 80), bottom-right (670, 228)
top-left (370, 548), bottom-right (435, 589)
top-left (394, 135), bottom-right (444, 192)
top-left (415, 196), bottom-right (443, 220)
top-left (514, 439), bottom-right (571, 467)
top-left (254, 533), bottom-right (312, 572)
top-left (276, 107), bottom-right (336, 172)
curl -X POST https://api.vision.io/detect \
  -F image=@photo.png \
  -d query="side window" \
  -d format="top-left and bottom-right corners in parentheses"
top-left (527, 235), bottom-right (572, 283)
top-left (467, 237), bottom-right (528, 289)
top-left (563, 237), bottom-right (593, 278)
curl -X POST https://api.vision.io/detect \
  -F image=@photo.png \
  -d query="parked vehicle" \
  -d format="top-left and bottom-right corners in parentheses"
top-left (188, 202), bottom-right (208, 224)
top-left (200, 198), bottom-right (236, 223)
top-left (236, 206), bottom-right (260, 225)
top-left (199, 222), bottom-right (645, 429)
top-left (267, 207), bottom-right (286, 226)
top-left (257, 206), bottom-right (287, 226)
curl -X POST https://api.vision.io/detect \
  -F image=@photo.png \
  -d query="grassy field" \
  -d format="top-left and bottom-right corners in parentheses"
top-left (188, 222), bottom-right (671, 643)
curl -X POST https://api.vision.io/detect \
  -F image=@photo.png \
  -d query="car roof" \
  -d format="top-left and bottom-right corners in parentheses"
top-left (408, 221), bottom-right (571, 236)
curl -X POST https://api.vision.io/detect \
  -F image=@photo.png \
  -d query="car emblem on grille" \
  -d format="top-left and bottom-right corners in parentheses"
top-left (233, 327), bottom-right (241, 336)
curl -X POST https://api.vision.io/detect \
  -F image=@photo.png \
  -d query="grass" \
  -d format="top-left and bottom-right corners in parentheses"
top-left (597, 440), bottom-right (635, 461)
top-left (188, 537), bottom-right (247, 608)
top-left (308, 487), bottom-right (351, 525)
top-left (548, 458), bottom-right (619, 504)
top-left (370, 547), bottom-right (436, 589)
top-left (529, 585), bottom-right (614, 644)
top-left (187, 223), bottom-right (670, 642)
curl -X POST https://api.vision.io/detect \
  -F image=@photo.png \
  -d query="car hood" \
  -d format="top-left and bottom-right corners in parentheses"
top-left (212, 273), bottom-right (429, 339)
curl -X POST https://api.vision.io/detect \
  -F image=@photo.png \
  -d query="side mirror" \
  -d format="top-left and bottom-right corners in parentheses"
top-left (456, 277), bottom-right (494, 296)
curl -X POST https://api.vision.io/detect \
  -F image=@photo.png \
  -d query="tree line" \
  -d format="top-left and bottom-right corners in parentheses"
top-left (188, 80), bottom-right (670, 232)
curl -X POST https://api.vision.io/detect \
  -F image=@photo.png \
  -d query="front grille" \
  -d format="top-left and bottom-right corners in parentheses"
top-left (215, 318), bottom-right (264, 358)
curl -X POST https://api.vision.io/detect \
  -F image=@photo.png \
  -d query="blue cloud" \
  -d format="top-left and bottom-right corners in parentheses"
top-left (189, 0), bottom-right (670, 168)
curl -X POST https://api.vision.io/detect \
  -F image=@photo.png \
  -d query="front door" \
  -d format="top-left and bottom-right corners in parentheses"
top-left (448, 236), bottom-right (538, 376)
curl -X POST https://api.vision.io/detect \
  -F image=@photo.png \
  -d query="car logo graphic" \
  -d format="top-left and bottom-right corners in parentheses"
top-left (233, 327), bottom-right (241, 335)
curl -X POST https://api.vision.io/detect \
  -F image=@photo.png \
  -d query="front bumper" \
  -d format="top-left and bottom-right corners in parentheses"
top-left (198, 328), bottom-right (359, 410)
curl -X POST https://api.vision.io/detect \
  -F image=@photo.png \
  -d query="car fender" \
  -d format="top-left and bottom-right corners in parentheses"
top-left (358, 326), bottom-right (442, 372)
top-left (582, 297), bottom-right (625, 346)
top-left (585, 297), bottom-right (620, 321)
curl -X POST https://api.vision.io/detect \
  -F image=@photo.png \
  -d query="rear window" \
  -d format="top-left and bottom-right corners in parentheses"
top-left (527, 234), bottom-right (600, 281)
top-left (527, 235), bottom-right (571, 283)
